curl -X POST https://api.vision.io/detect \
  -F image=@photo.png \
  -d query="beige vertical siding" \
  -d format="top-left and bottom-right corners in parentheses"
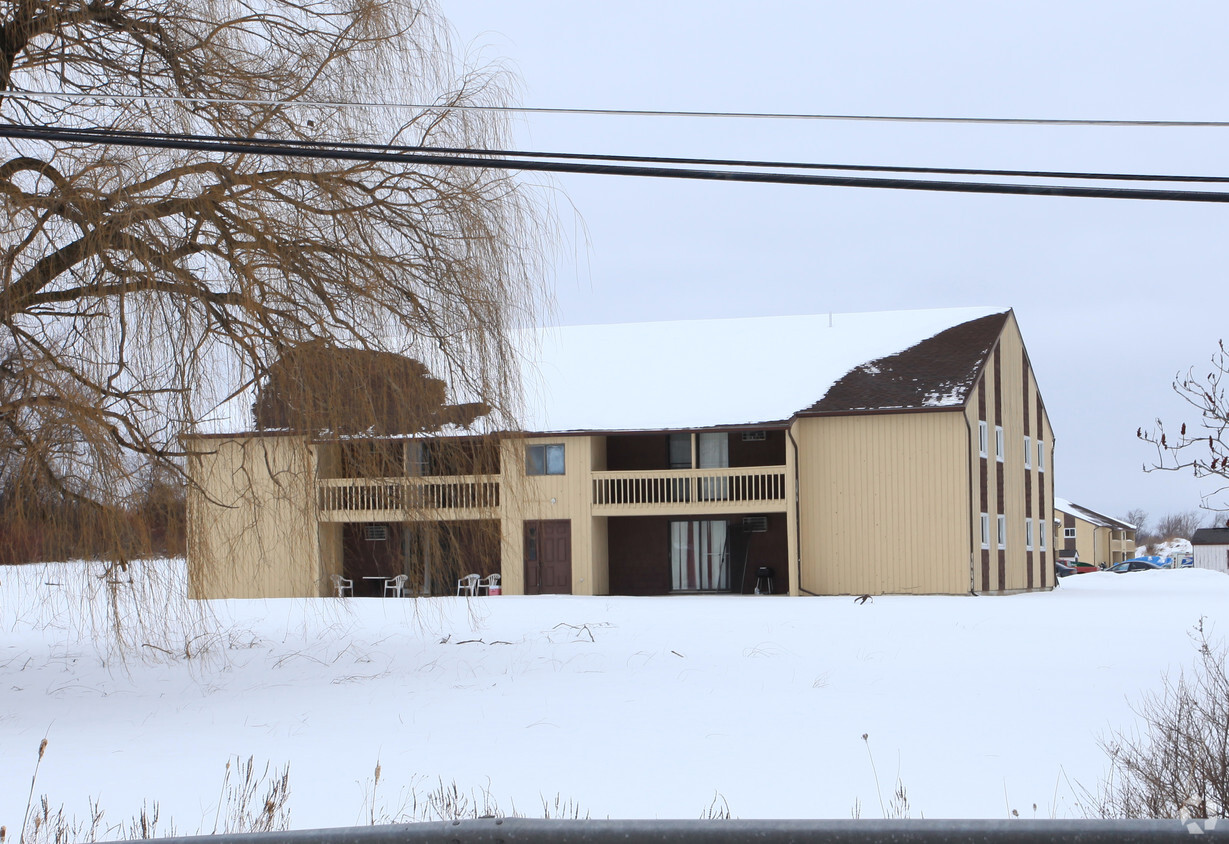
top-left (187, 434), bottom-right (322, 599)
top-left (590, 516), bottom-right (610, 595)
top-left (785, 429), bottom-right (800, 595)
top-left (793, 410), bottom-right (971, 595)
top-left (498, 435), bottom-right (599, 595)
top-left (318, 522), bottom-right (343, 590)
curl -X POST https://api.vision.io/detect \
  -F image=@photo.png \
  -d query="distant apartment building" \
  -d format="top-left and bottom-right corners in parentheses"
top-left (1054, 499), bottom-right (1136, 568)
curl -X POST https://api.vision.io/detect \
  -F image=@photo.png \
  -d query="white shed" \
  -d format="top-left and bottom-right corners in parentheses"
top-left (1191, 527), bottom-right (1229, 575)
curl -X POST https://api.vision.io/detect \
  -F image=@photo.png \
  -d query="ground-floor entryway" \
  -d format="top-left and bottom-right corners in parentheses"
top-left (605, 512), bottom-right (788, 595)
top-left (338, 519), bottom-right (500, 596)
top-left (523, 519), bottom-right (572, 594)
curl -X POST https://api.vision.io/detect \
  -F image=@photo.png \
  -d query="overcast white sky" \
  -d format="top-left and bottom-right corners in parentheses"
top-left (444, 1), bottom-right (1229, 530)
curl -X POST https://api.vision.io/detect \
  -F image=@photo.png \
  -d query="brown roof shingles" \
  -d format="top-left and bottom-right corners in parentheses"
top-left (802, 311), bottom-right (1009, 415)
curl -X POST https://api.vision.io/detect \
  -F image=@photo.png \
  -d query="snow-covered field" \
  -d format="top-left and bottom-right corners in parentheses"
top-left (2, 560), bottom-right (1227, 832)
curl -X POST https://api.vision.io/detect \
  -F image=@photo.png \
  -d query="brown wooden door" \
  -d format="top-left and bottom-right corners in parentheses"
top-left (525, 520), bottom-right (571, 594)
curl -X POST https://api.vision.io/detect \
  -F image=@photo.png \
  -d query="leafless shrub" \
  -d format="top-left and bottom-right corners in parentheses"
top-left (1085, 621), bottom-right (1229, 819)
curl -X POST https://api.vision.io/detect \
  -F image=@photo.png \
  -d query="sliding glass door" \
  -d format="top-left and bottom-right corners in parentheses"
top-left (670, 520), bottom-right (730, 591)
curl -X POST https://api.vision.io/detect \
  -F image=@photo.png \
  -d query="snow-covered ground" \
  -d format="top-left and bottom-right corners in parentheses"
top-left (2, 560), bottom-right (1227, 831)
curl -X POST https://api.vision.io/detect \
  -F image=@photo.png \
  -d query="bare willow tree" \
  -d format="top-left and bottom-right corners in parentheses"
top-left (0, 1), bottom-right (551, 562)
top-left (1141, 341), bottom-right (1229, 513)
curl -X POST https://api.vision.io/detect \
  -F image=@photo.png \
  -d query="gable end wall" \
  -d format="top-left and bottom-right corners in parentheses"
top-left (793, 409), bottom-right (970, 595)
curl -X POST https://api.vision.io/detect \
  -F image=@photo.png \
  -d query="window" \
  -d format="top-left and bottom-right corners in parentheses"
top-left (997, 514), bottom-right (1006, 549)
top-left (995, 426), bottom-right (1005, 462)
top-left (525, 523), bottom-right (538, 562)
top-left (978, 421), bottom-right (988, 458)
top-left (668, 432), bottom-right (691, 469)
top-left (1064, 527), bottom-right (1076, 540)
top-left (981, 513), bottom-right (990, 549)
top-left (526, 443), bottom-right (565, 475)
top-left (697, 432), bottom-right (729, 501)
top-left (1026, 518), bottom-right (1034, 550)
top-left (1040, 521), bottom-right (1047, 551)
top-left (1037, 441), bottom-right (1045, 472)
top-left (1024, 436), bottom-right (1032, 469)
top-left (407, 441), bottom-right (430, 476)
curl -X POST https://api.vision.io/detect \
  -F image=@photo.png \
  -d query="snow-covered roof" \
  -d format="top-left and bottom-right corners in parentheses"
top-left (195, 305), bottom-right (1009, 436)
top-left (1054, 497), bottom-right (1134, 530)
top-left (520, 306), bottom-right (1007, 432)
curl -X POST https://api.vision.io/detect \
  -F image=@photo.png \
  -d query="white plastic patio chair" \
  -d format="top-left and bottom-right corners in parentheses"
top-left (384, 574), bottom-right (408, 598)
top-left (330, 574), bottom-right (354, 597)
top-left (477, 573), bottom-right (501, 595)
top-left (456, 573), bottom-right (480, 596)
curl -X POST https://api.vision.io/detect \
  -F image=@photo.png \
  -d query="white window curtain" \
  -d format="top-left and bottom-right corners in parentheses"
top-left (671, 520), bottom-right (730, 591)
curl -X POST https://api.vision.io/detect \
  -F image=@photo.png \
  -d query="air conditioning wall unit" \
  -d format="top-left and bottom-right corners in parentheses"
top-left (742, 516), bottom-right (769, 532)
top-left (365, 524), bottom-right (389, 542)
top-left (741, 430), bottom-right (767, 442)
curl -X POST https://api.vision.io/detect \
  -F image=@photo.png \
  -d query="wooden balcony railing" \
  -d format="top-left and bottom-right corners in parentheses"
top-left (592, 466), bottom-right (787, 513)
top-left (317, 476), bottom-right (499, 520)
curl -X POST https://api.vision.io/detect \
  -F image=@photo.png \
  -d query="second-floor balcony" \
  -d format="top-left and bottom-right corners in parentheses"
top-left (318, 476), bottom-right (499, 522)
top-left (592, 466), bottom-right (788, 515)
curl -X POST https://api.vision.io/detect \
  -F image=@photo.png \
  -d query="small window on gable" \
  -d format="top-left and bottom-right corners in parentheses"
top-left (978, 421), bottom-right (988, 458)
top-left (1024, 436), bottom-right (1032, 469)
top-left (1064, 527), bottom-right (1076, 540)
top-left (995, 426), bottom-right (1005, 462)
top-left (980, 513), bottom-right (990, 549)
top-left (1037, 441), bottom-right (1045, 472)
top-left (1040, 521), bottom-right (1047, 551)
top-left (1026, 518), bottom-right (1034, 550)
top-left (526, 443), bottom-right (565, 476)
top-left (997, 514), bottom-right (1007, 549)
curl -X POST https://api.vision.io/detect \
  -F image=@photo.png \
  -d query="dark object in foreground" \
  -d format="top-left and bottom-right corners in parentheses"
top-left (143, 817), bottom-right (1227, 844)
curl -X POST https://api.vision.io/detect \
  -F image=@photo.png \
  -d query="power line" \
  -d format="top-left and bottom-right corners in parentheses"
top-left (15, 123), bottom-right (1229, 186)
top-left (6, 123), bottom-right (1229, 204)
top-left (6, 89), bottom-right (1229, 128)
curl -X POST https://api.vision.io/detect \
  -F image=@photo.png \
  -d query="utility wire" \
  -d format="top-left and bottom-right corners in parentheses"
top-left (12, 123), bottom-right (1229, 185)
top-left (6, 89), bottom-right (1229, 128)
top-left (6, 123), bottom-right (1229, 204)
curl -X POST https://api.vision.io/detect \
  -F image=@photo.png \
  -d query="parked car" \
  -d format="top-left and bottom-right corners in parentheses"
top-left (1054, 560), bottom-right (1076, 578)
top-left (1108, 559), bottom-right (1164, 573)
top-left (1070, 561), bottom-right (1099, 574)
